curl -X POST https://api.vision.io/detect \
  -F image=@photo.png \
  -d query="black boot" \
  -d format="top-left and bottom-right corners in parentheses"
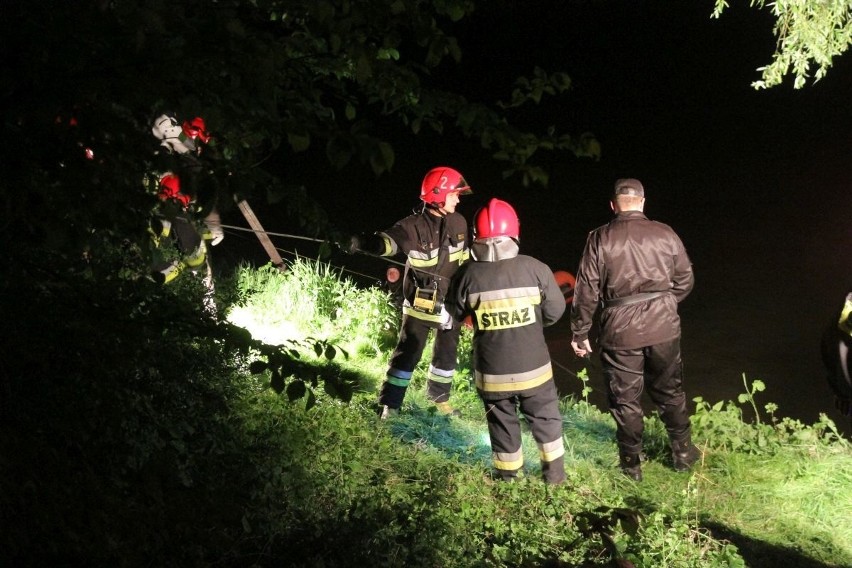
top-left (671, 438), bottom-right (700, 472)
top-left (619, 453), bottom-right (642, 481)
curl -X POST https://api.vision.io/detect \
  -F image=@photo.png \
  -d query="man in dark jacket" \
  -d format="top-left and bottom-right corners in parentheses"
top-left (569, 178), bottom-right (699, 481)
top-left (448, 198), bottom-right (566, 484)
top-left (350, 166), bottom-right (471, 419)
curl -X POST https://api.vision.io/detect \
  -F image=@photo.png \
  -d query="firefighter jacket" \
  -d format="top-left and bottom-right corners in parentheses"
top-left (571, 210), bottom-right (694, 350)
top-left (372, 207), bottom-right (469, 327)
top-left (447, 239), bottom-right (565, 400)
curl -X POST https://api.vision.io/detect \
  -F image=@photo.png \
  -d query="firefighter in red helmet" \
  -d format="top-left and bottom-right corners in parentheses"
top-left (348, 166), bottom-right (472, 418)
top-left (148, 172), bottom-right (209, 285)
top-left (447, 198), bottom-right (567, 483)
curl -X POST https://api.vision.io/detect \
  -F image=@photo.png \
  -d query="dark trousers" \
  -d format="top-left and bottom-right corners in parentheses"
top-left (482, 380), bottom-right (566, 483)
top-left (379, 314), bottom-right (460, 409)
top-left (601, 338), bottom-right (691, 456)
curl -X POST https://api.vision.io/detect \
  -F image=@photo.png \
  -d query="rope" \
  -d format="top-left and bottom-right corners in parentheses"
top-left (551, 357), bottom-right (584, 380)
top-left (219, 222), bottom-right (435, 278)
top-left (219, 224), bottom-right (398, 283)
top-left (219, 223), bottom-right (328, 243)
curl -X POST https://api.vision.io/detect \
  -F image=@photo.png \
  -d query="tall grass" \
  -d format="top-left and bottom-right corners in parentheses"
top-left (225, 260), bottom-right (852, 567)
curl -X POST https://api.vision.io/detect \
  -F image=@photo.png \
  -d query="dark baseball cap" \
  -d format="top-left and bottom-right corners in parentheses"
top-left (613, 178), bottom-right (644, 197)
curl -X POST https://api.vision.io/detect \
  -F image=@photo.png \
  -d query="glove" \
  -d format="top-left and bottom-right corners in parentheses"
top-left (207, 223), bottom-right (224, 246)
top-left (342, 234), bottom-right (364, 254)
top-left (204, 210), bottom-right (224, 246)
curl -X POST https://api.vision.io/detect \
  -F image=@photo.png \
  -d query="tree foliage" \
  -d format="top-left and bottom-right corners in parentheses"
top-left (714, 0), bottom-right (852, 88)
top-left (1, 0), bottom-right (594, 278)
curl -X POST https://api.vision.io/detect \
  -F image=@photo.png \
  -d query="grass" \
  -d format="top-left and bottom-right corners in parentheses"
top-left (222, 258), bottom-right (852, 567)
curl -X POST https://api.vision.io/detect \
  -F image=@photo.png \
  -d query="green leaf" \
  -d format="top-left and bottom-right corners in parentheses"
top-left (270, 370), bottom-right (284, 393)
top-left (287, 131), bottom-right (311, 153)
top-left (286, 379), bottom-right (306, 401)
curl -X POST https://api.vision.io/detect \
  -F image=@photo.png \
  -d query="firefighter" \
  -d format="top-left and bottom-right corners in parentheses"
top-left (821, 291), bottom-right (852, 425)
top-left (348, 166), bottom-right (472, 418)
top-left (151, 113), bottom-right (224, 246)
top-left (447, 198), bottom-right (566, 483)
top-left (148, 172), bottom-right (209, 285)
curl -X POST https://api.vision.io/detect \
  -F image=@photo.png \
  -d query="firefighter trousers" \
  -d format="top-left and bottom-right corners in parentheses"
top-left (481, 380), bottom-right (566, 484)
top-left (379, 313), bottom-right (460, 410)
top-left (601, 337), bottom-right (691, 456)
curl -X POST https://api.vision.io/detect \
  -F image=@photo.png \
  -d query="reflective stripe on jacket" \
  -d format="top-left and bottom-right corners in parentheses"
top-left (448, 251), bottom-right (565, 399)
top-left (377, 208), bottom-right (469, 304)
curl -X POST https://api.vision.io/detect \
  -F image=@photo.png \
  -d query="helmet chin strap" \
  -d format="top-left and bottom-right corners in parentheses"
top-left (424, 202), bottom-right (447, 216)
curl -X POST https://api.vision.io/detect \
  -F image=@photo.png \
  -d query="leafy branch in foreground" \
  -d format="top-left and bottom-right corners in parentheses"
top-left (713, 0), bottom-right (852, 88)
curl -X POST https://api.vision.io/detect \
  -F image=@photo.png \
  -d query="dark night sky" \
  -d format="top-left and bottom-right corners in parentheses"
top-left (237, 1), bottom-right (852, 430)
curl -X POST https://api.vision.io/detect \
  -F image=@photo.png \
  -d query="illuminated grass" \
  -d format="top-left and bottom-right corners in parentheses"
top-left (230, 260), bottom-right (852, 567)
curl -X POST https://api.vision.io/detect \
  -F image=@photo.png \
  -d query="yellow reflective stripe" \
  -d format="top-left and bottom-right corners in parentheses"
top-left (474, 364), bottom-right (553, 393)
top-left (448, 249), bottom-right (466, 264)
top-left (839, 296), bottom-right (852, 336)
top-left (429, 372), bottom-right (453, 384)
top-left (380, 235), bottom-right (396, 257)
top-left (448, 243), bottom-right (467, 264)
top-left (184, 242), bottom-right (207, 268)
top-left (409, 256), bottom-right (439, 268)
top-left (402, 304), bottom-right (444, 323)
top-left (538, 438), bottom-right (565, 462)
top-left (429, 365), bottom-right (454, 383)
top-left (161, 261), bottom-right (184, 284)
top-left (493, 449), bottom-right (524, 471)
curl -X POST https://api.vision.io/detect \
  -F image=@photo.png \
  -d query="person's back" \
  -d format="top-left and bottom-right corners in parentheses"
top-left (455, 254), bottom-right (564, 387)
top-left (448, 198), bottom-right (566, 484)
top-left (578, 210), bottom-right (693, 350)
top-left (570, 178), bottom-right (698, 481)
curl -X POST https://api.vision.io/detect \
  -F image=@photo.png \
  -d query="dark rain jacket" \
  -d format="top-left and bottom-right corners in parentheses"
top-left (570, 210), bottom-right (694, 350)
top-left (373, 208), bottom-right (469, 326)
top-left (447, 240), bottom-right (565, 400)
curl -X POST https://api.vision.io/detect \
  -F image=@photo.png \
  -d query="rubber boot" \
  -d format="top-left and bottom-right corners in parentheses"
top-left (542, 458), bottom-right (566, 485)
top-left (434, 401), bottom-right (461, 417)
top-left (671, 438), bottom-right (700, 472)
top-left (619, 453), bottom-right (642, 481)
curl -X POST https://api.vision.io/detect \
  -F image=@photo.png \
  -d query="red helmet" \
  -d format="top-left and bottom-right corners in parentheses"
top-left (182, 117), bottom-right (211, 144)
top-left (420, 166), bottom-right (472, 204)
top-left (474, 198), bottom-right (519, 240)
top-left (157, 173), bottom-right (191, 208)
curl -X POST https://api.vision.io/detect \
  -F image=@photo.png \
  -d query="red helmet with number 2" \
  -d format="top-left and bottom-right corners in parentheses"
top-left (420, 166), bottom-right (472, 204)
top-left (474, 198), bottom-right (520, 240)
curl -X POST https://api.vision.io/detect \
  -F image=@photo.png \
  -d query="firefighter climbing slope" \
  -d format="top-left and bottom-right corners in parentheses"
top-left (148, 172), bottom-right (210, 284)
top-left (147, 113), bottom-right (224, 307)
